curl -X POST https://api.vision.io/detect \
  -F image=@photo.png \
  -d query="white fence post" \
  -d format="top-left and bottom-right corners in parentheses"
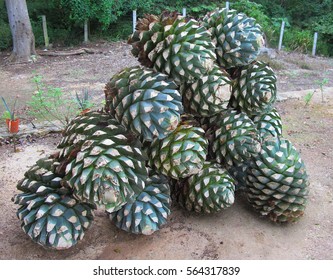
top-left (226, 1), bottom-right (230, 11)
top-left (133, 10), bottom-right (137, 32)
top-left (312, 32), bottom-right (318, 57)
top-left (41, 15), bottom-right (49, 49)
top-left (84, 19), bottom-right (89, 43)
top-left (182, 8), bottom-right (186, 17)
top-left (278, 21), bottom-right (285, 51)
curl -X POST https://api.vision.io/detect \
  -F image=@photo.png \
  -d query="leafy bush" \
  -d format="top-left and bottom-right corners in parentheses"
top-left (313, 13), bottom-right (333, 56)
top-left (0, 0), bottom-right (11, 50)
top-left (28, 75), bottom-right (77, 129)
top-left (283, 28), bottom-right (313, 53)
top-left (185, 4), bottom-right (220, 18)
top-left (94, 15), bottom-right (133, 41)
top-left (0, 18), bottom-right (11, 50)
top-left (248, 0), bottom-right (285, 18)
top-left (31, 17), bottom-right (82, 47)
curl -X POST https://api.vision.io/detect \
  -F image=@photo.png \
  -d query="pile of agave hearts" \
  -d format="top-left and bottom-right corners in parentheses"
top-left (12, 8), bottom-right (309, 250)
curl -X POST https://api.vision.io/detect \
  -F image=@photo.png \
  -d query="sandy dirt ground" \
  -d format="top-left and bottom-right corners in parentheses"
top-left (0, 43), bottom-right (332, 260)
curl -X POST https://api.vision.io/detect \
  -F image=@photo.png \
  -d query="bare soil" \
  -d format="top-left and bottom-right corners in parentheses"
top-left (0, 43), bottom-right (332, 260)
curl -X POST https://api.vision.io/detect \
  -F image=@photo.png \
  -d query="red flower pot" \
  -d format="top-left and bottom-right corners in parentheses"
top-left (7, 119), bottom-right (19, 133)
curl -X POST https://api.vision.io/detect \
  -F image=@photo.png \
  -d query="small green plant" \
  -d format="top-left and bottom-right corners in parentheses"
top-left (1, 96), bottom-right (18, 120)
top-left (28, 74), bottom-right (77, 129)
top-left (315, 78), bottom-right (329, 103)
top-left (304, 78), bottom-right (330, 105)
top-left (304, 90), bottom-right (316, 106)
top-left (1, 110), bottom-right (11, 120)
top-left (75, 89), bottom-right (94, 111)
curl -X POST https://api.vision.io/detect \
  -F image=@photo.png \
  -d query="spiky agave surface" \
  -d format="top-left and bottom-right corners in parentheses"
top-left (253, 108), bottom-right (282, 139)
top-left (56, 111), bottom-right (112, 174)
top-left (176, 162), bottom-right (235, 213)
top-left (109, 173), bottom-right (171, 235)
top-left (128, 13), bottom-right (162, 67)
top-left (226, 161), bottom-right (249, 191)
top-left (105, 66), bottom-right (183, 141)
top-left (148, 119), bottom-right (208, 179)
top-left (211, 110), bottom-right (261, 166)
top-left (246, 137), bottom-right (309, 223)
top-left (230, 61), bottom-right (277, 117)
top-left (203, 8), bottom-right (263, 68)
top-left (12, 158), bottom-right (95, 250)
top-left (65, 121), bottom-right (148, 213)
top-left (182, 66), bottom-right (232, 117)
top-left (129, 12), bottom-right (217, 84)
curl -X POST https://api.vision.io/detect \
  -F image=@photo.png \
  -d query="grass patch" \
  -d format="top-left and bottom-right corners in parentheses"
top-left (290, 59), bottom-right (313, 70)
top-left (257, 55), bottom-right (285, 70)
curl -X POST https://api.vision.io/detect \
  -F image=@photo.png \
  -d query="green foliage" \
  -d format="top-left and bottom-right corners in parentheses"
top-left (60, 0), bottom-right (114, 28)
top-left (314, 13), bottom-right (333, 36)
top-left (0, 0), bottom-right (11, 49)
top-left (28, 75), bottom-right (77, 129)
top-left (0, 18), bottom-right (11, 49)
top-left (313, 13), bottom-right (333, 56)
top-left (248, 0), bottom-right (285, 18)
top-left (283, 28), bottom-right (313, 53)
top-left (143, 0), bottom-right (222, 17)
top-left (316, 78), bottom-right (329, 103)
top-left (1, 110), bottom-right (11, 120)
top-left (95, 15), bottom-right (133, 41)
top-left (304, 91), bottom-right (315, 106)
top-left (1, 96), bottom-right (18, 120)
top-left (283, 0), bottom-right (332, 28)
top-left (75, 89), bottom-right (94, 111)
top-left (60, 0), bottom-right (154, 29)
top-left (231, 0), bottom-right (269, 24)
top-left (304, 78), bottom-right (330, 105)
top-left (272, 17), bottom-right (290, 29)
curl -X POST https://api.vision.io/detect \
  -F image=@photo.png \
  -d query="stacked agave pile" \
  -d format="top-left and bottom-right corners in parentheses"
top-left (12, 8), bottom-right (309, 250)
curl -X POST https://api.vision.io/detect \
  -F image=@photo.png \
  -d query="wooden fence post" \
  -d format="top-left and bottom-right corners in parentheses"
top-left (133, 10), bottom-right (137, 33)
top-left (84, 19), bottom-right (89, 43)
top-left (278, 21), bottom-right (285, 51)
top-left (182, 8), bottom-right (186, 17)
top-left (312, 32), bottom-right (318, 57)
top-left (41, 15), bottom-right (49, 49)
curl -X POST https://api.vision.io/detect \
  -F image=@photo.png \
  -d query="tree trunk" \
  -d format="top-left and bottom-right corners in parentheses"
top-left (5, 0), bottom-right (36, 63)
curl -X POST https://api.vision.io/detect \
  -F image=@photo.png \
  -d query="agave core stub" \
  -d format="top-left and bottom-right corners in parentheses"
top-left (182, 65), bottom-right (232, 117)
top-left (211, 110), bottom-right (262, 166)
top-left (246, 137), bottom-right (309, 223)
top-left (12, 158), bottom-right (95, 250)
top-left (253, 107), bottom-right (283, 139)
top-left (203, 8), bottom-right (263, 68)
top-left (109, 173), bottom-right (171, 235)
top-left (177, 162), bottom-right (236, 213)
top-left (57, 111), bottom-right (114, 174)
top-left (230, 61), bottom-right (277, 117)
top-left (226, 161), bottom-right (250, 191)
top-left (65, 123), bottom-right (148, 213)
top-left (148, 119), bottom-right (208, 179)
top-left (129, 12), bottom-right (217, 84)
top-left (105, 66), bottom-right (183, 141)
